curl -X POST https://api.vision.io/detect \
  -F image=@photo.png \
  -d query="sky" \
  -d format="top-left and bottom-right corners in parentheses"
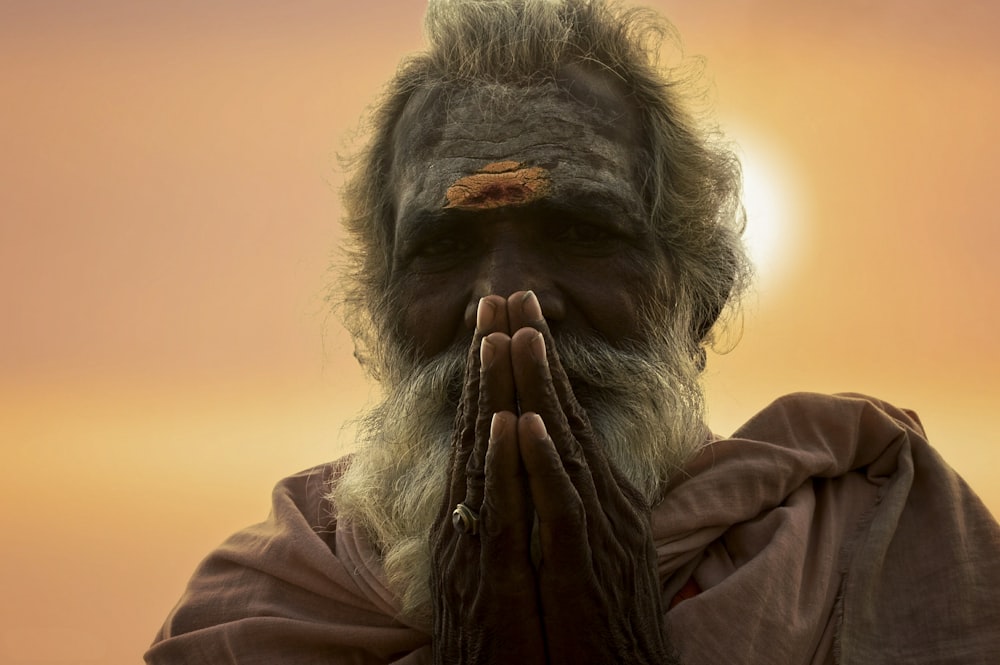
top-left (1, 1), bottom-right (998, 663)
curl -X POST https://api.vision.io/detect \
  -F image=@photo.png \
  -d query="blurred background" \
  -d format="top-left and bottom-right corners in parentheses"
top-left (2, 1), bottom-right (997, 663)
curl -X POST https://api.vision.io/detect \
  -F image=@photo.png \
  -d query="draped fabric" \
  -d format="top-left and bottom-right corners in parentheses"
top-left (146, 393), bottom-right (1000, 664)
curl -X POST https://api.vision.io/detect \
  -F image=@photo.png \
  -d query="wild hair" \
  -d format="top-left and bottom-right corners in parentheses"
top-left (336, 0), bottom-right (752, 383)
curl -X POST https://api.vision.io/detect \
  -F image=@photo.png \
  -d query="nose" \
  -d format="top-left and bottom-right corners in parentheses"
top-left (462, 238), bottom-right (566, 330)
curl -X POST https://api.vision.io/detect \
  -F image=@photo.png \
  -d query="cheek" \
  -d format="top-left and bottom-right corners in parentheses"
top-left (573, 283), bottom-right (641, 341)
top-left (394, 272), bottom-right (474, 358)
top-left (562, 254), bottom-right (665, 344)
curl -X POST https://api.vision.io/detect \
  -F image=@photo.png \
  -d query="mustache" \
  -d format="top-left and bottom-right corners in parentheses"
top-left (400, 330), bottom-right (681, 417)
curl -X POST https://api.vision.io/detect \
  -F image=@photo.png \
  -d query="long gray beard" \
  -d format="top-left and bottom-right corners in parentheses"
top-left (330, 325), bottom-right (707, 625)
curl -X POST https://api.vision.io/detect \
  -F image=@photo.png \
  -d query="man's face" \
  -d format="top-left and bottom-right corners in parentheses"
top-left (336, 72), bottom-right (711, 617)
top-left (387, 66), bottom-right (667, 358)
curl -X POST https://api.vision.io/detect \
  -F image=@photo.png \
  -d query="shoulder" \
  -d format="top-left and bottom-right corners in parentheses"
top-left (672, 391), bottom-right (936, 508)
top-left (145, 455), bottom-right (430, 664)
top-left (266, 457), bottom-right (353, 545)
top-left (730, 391), bottom-right (927, 447)
top-left (153, 459), bottom-right (350, 637)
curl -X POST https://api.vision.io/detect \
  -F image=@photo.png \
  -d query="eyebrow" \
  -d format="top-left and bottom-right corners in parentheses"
top-left (540, 184), bottom-right (648, 233)
top-left (392, 209), bottom-right (460, 256)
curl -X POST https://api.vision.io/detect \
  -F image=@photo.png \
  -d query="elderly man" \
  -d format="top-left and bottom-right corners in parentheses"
top-left (146, 1), bottom-right (1000, 663)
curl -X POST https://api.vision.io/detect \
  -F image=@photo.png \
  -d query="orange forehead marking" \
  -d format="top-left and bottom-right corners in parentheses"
top-left (445, 161), bottom-right (551, 210)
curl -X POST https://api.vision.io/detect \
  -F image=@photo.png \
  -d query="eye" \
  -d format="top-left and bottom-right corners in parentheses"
top-left (551, 220), bottom-right (625, 256)
top-left (416, 235), bottom-right (472, 257)
top-left (401, 231), bottom-right (479, 273)
top-left (559, 223), bottom-right (614, 243)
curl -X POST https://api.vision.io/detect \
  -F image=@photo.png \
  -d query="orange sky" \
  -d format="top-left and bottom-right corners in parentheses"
top-left (2, 2), bottom-right (998, 663)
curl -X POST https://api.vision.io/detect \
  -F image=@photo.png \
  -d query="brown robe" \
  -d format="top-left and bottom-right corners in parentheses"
top-left (145, 393), bottom-right (1000, 664)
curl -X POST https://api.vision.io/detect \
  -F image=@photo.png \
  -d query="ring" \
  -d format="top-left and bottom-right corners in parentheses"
top-left (452, 503), bottom-right (480, 536)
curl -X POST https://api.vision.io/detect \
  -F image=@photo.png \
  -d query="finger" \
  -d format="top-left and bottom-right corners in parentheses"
top-left (511, 329), bottom-right (616, 519)
top-left (477, 293), bottom-right (511, 337)
top-left (509, 292), bottom-right (615, 488)
top-left (480, 333), bottom-right (517, 417)
top-left (446, 296), bottom-right (505, 511)
top-left (509, 327), bottom-right (586, 472)
top-left (506, 289), bottom-right (540, 332)
top-left (517, 412), bottom-right (590, 571)
top-left (509, 291), bottom-right (596, 442)
top-left (464, 332), bottom-right (516, 511)
top-left (480, 411), bottom-right (537, 593)
top-left (508, 292), bottom-right (630, 517)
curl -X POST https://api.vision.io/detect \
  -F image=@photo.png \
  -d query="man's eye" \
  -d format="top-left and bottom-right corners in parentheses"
top-left (562, 224), bottom-right (612, 242)
top-left (404, 236), bottom-right (478, 270)
top-left (417, 236), bottom-right (470, 257)
top-left (554, 222), bottom-right (623, 249)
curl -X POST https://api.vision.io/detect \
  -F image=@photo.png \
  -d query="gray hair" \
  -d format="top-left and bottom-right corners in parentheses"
top-left (336, 0), bottom-right (752, 381)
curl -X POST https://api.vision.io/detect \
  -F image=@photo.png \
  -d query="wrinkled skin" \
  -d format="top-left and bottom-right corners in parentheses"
top-left (390, 66), bottom-right (673, 663)
top-left (390, 68), bottom-right (657, 359)
top-left (429, 292), bottom-right (669, 664)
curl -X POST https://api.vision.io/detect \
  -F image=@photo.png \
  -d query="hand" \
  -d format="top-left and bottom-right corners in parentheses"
top-left (430, 295), bottom-right (547, 665)
top-left (506, 290), bottom-right (669, 664)
top-left (430, 292), bottom-right (669, 664)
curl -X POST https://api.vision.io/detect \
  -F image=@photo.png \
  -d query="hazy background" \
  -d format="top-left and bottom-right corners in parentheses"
top-left (2, 1), bottom-right (997, 663)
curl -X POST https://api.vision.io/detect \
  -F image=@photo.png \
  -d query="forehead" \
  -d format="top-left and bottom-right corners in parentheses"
top-left (393, 64), bottom-right (640, 156)
top-left (389, 66), bottom-right (645, 225)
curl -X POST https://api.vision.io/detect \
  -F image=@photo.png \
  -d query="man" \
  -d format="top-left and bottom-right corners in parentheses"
top-left (146, 1), bottom-right (1000, 663)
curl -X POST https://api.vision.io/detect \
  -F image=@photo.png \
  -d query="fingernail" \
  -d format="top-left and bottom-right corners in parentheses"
top-left (528, 331), bottom-right (546, 363)
top-left (521, 290), bottom-right (542, 321)
top-left (526, 412), bottom-right (547, 439)
top-left (480, 338), bottom-right (495, 370)
top-left (490, 412), bottom-right (505, 439)
top-left (477, 297), bottom-right (495, 331)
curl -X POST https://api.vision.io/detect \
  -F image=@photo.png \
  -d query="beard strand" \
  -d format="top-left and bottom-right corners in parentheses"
top-left (330, 309), bottom-right (707, 624)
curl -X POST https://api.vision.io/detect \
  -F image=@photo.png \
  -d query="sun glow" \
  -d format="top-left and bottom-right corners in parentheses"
top-left (731, 131), bottom-right (801, 292)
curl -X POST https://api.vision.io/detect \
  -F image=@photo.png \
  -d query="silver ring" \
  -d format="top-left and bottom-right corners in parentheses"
top-left (452, 503), bottom-right (480, 536)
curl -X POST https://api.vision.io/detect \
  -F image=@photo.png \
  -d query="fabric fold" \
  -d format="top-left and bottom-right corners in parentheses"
top-left (655, 392), bottom-right (1000, 664)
